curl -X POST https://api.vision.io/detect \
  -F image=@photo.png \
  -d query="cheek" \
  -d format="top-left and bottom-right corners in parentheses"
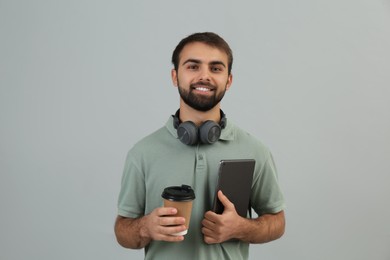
top-left (178, 74), bottom-right (192, 86)
top-left (217, 77), bottom-right (229, 87)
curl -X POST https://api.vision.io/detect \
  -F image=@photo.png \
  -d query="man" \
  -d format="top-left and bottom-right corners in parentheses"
top-left (115, 32), bottom-right (285, 259)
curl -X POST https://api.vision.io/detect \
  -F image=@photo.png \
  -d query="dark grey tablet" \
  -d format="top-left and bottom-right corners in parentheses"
top-left (212, 159), bottom-right (255, 217)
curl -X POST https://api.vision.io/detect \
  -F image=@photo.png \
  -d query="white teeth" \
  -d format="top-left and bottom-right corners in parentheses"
top-left (196, 87), bottom-right (210, 92)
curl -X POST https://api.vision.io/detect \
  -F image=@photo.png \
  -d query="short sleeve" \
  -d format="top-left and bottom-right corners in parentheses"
top-left (250, 152), bottom-right (285, 216)
top-left (117, 151), bottom-right (146, 218)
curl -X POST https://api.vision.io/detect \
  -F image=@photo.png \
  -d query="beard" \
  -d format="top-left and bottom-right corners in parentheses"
top-left (177, 81), bottom-right (227, 112)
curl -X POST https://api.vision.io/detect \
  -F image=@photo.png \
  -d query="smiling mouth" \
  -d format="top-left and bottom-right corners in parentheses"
top-left (191, 83), bottom-right (215, 93)
top-left (195, 86), bottom-right (212, 92)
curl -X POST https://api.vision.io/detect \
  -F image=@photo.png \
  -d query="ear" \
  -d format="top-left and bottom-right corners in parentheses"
top-left (171, 69), bottom-right (178, 87)
top-left (225, 73), bottom-right (233, 90)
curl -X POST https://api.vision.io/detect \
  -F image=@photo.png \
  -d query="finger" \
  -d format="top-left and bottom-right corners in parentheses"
top-left (165, 236), bottom-right (185, 242)
top-left (218, 190), bottom-right (235, 210)
top-left (158, 216), bottom-right (185, 226)
top-left (201, 217), bottom-right (216, 229)
top-left (159, 224), bottom-right (187, 236)
top-left (201, 226), bottom-right (217, 237)
top-left (155, 207), bottom-right (178, 217)
top-left (158, 233), bottom-right (185, 242)
top-left (204, 210), bottom-right (219, 222)
top-left (203, 233), bottom-right (218, 244)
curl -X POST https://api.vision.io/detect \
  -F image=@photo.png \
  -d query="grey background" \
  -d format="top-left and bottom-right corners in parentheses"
top-left (1, 0), bottom-right (389, 259)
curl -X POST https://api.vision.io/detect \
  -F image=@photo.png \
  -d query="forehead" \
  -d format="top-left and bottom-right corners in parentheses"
top-left (179, 42), bottom-right (228, 65)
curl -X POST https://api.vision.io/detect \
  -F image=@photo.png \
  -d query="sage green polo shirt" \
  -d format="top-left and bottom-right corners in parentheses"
top-left (118, 116), bottom-right (285, 260)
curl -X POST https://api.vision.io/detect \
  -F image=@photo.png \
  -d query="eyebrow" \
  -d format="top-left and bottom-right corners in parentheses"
top-left (182, 59), bottom-right (226, 68)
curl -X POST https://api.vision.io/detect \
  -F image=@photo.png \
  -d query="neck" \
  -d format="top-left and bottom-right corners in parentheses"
top-left (179, 103), bottom-right (221, 126)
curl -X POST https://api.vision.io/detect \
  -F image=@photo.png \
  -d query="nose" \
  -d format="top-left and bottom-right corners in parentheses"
top-left (198, 67), bottom-right (211, 82)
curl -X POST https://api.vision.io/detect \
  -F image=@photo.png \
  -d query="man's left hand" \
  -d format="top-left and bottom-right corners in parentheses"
top-left (201, 190), bottom-right (244, 244)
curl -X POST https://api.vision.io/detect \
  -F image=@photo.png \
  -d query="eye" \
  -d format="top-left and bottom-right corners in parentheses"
top-left (211, 66), bottom-right (223, 72)
top-left (187, 64), bottom-right (199, 70)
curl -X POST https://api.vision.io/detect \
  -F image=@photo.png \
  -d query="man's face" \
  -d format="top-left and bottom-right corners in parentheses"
top-left (171, 42), bottom-right (233, 112)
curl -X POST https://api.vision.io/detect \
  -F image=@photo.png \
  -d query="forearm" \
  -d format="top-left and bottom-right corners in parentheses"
top-left (236, 211), bottom-right (285, 244)
top-left (114, 215), bottom-right (151, 249)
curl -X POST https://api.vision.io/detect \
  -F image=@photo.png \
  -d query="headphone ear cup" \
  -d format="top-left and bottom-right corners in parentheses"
top-left (199, 120), bottom-right (221, 144)
top-left (177, 121), bottom-right (198, 145)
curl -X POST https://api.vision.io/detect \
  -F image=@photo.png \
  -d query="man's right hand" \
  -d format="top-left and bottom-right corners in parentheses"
top-left (142, 207), bottom-right (187, 242)
top-left (115, 207), bottom-right (187, 249)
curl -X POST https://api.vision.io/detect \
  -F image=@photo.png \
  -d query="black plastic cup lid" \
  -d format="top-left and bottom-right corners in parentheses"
top-left (161, 184), bottom-right (195, 201)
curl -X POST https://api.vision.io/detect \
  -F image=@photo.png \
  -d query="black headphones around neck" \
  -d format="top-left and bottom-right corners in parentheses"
top-left (172, 109), bottom-right (227, 145)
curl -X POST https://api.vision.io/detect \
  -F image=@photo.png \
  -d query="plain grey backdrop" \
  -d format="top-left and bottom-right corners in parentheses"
top-left (1, 0), bottom-right (389, 259)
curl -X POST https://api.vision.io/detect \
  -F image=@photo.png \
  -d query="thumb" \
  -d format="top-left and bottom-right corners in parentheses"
top-left (218, 190), bottom-right (235, 211)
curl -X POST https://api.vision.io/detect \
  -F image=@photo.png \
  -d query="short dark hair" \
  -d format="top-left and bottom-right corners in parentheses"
top-left (171, 32), bottom-right (233, 75)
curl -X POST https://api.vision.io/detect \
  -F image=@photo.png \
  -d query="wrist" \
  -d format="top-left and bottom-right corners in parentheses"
top-left (139, 215), bottom-right (151, 240)
top-left (232, 216), bottom-right (250, 241)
